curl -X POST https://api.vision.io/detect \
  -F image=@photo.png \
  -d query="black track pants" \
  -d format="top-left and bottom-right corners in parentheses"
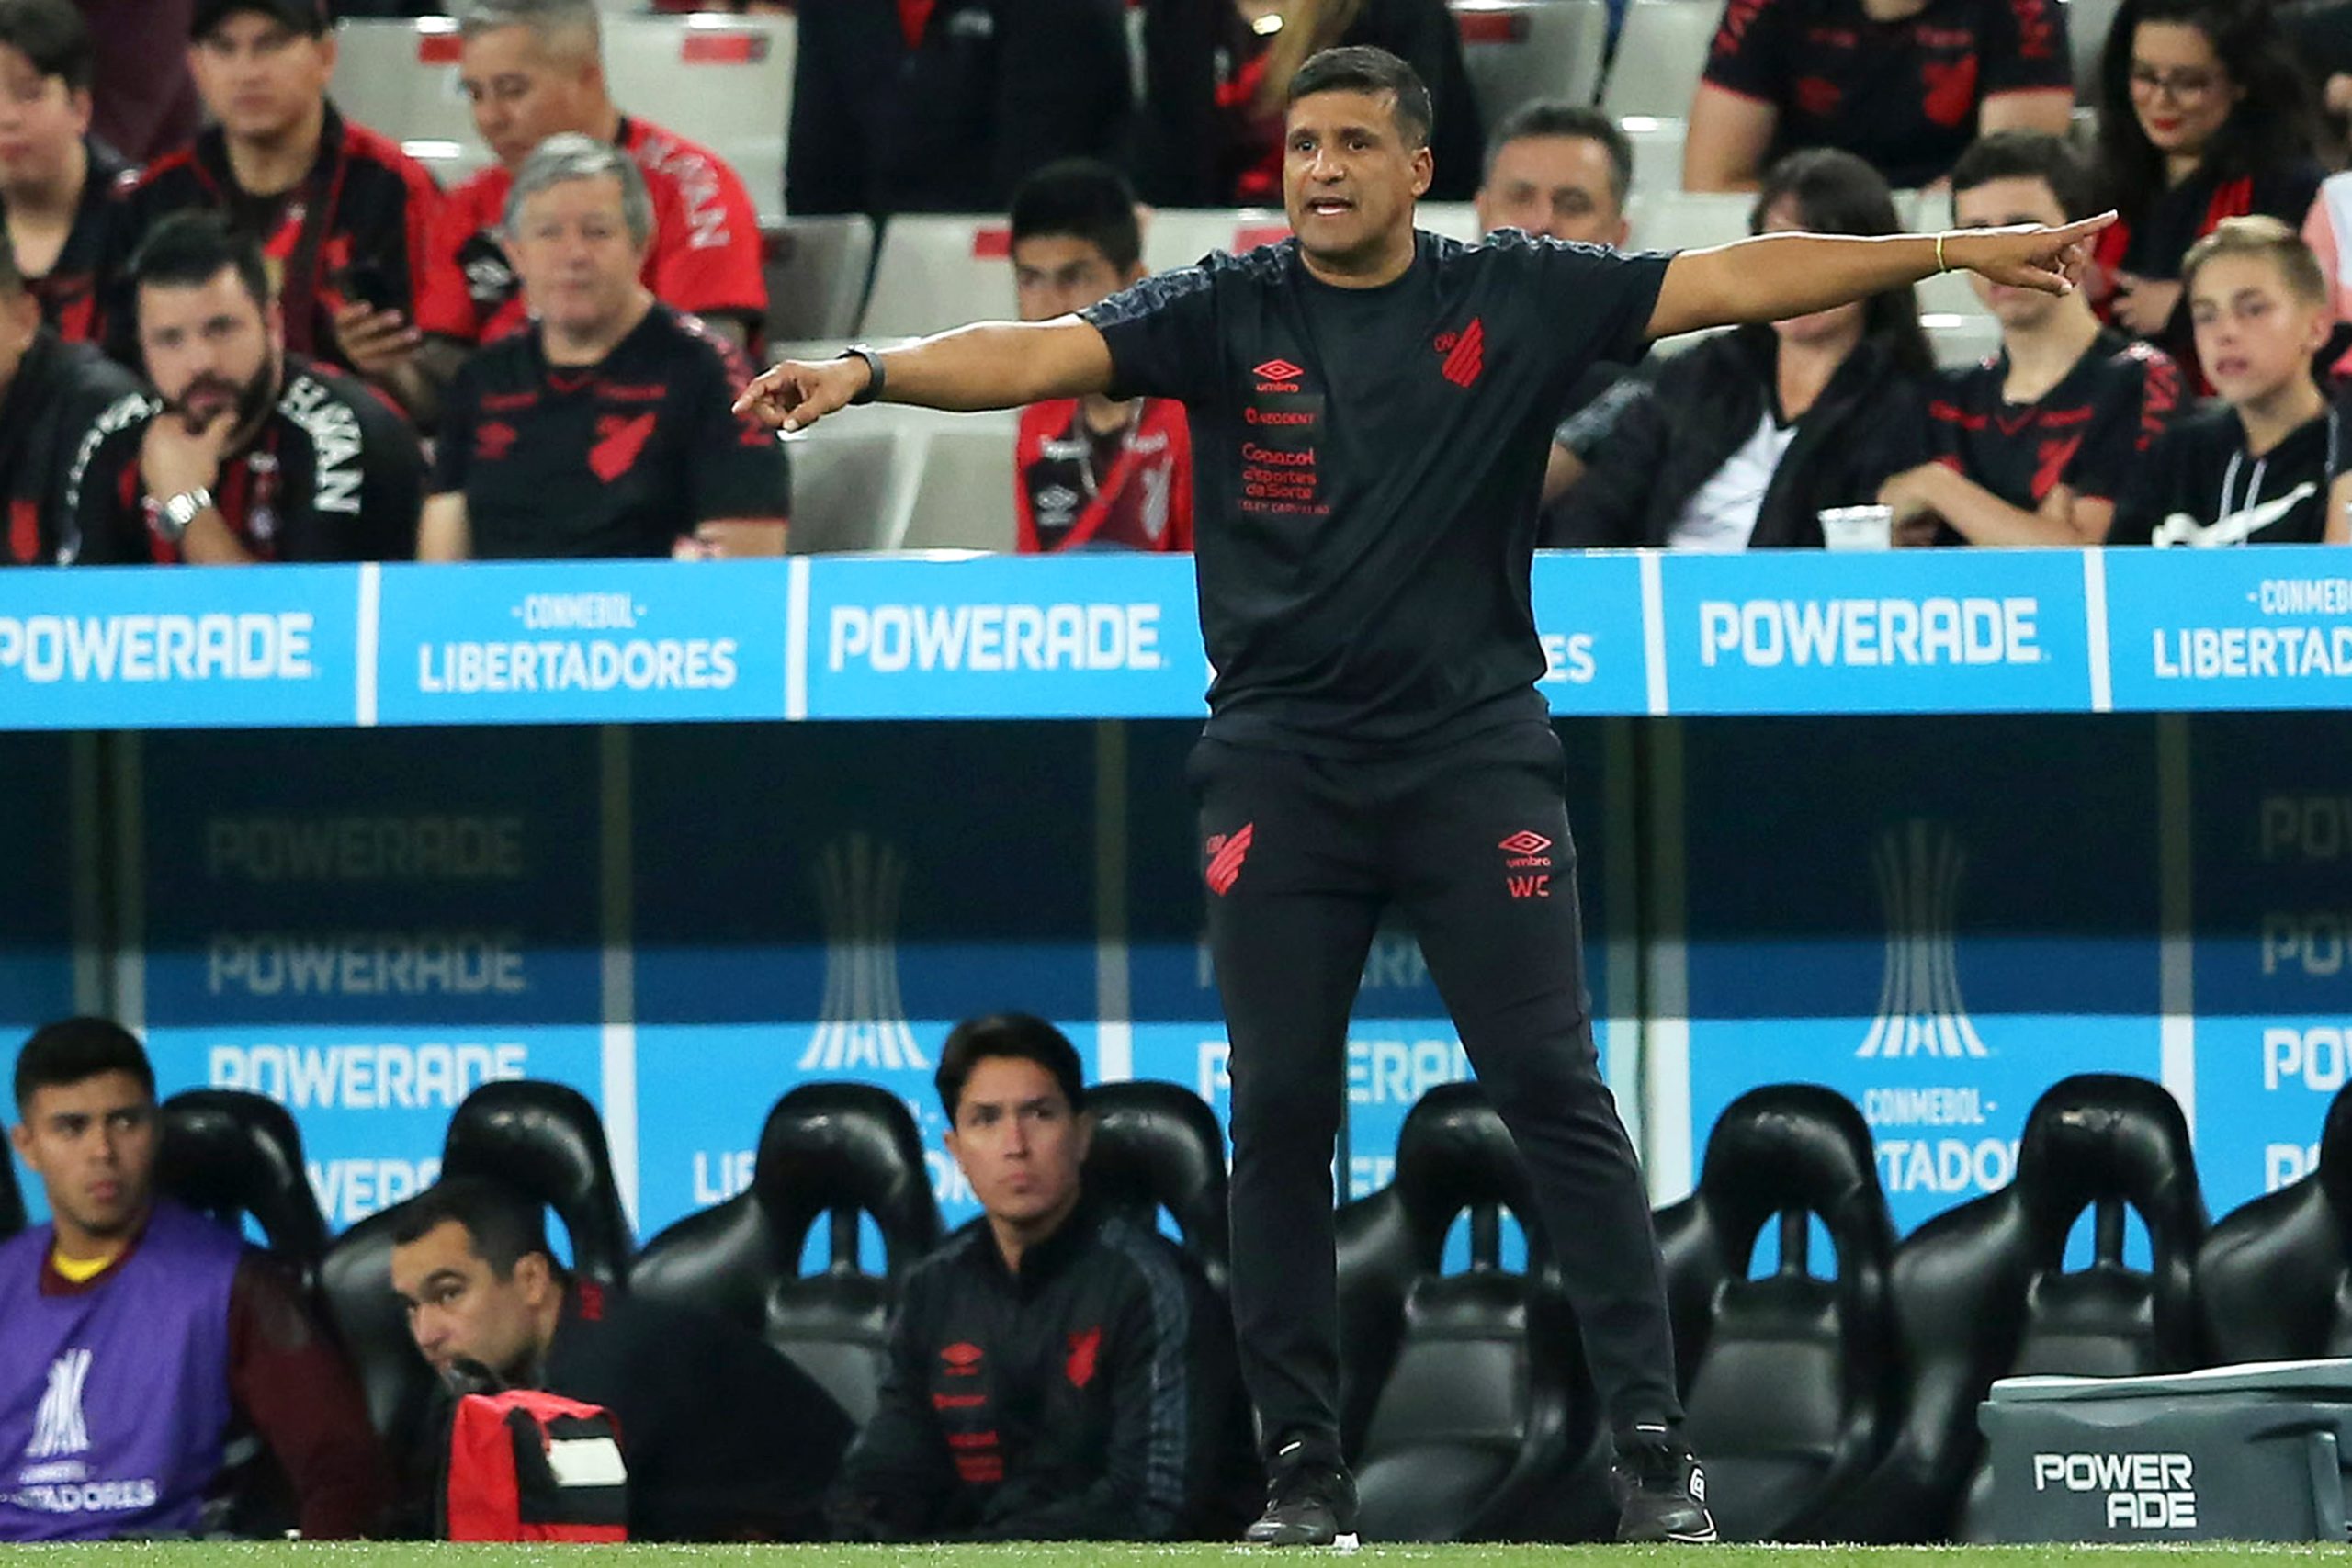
top-left (1193, 720), bottom-right (1682, 1463)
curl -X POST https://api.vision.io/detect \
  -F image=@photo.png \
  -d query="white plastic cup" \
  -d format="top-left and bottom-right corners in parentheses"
top-left (1818, 504), bottom-right (1894, 551)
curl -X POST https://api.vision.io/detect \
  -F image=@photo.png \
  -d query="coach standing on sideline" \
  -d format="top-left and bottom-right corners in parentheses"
top-left (737, 44), bottom-right (2109, 1550)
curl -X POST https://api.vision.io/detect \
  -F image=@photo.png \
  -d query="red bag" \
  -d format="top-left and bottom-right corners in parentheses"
top-left (443, 1388), bottom-right (630, 1542)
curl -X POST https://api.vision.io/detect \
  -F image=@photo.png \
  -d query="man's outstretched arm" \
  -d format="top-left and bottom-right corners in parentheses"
top-left (736, 318), bottom-right (1116, 433)
top-left (1645, 214), bottom-right (2117, 342)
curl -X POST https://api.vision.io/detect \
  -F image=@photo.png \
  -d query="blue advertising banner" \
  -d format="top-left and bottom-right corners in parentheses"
top-left (1, 735), bottom-right (89, 1224)
top-left (629, 723), bottom-right (1101, 1242)
top-left (2106, 549), bottom-right (2352, 712)
top-left (1532, 552), bottom-right (1651, 716)
top-left (803, 555), bottom-right (1209, 720)
top-left (1657, 550), bottom-right (2095, 716)
top-left (2183, 713), bottom-right (2352, 1220)
top-left (0, 565), bottom-right (356, 729)
top-left (1677, 717), bottom-right (2165, 1237)
top-left (132, 729), bottom-right (606, 1229)
top-left (375, 559), bottom-right (791, 726)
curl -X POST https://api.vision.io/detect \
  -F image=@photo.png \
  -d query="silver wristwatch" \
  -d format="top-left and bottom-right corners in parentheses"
top-left (155, 488), bottom-right (214, 544)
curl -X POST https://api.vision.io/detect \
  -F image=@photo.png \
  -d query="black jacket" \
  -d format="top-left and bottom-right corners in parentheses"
top-left (412, 1282), bottom-right (854, 1542)
top-left (0, 331), bottom-right (141, 566)
top-left (786, 0), bottom-right (1134, 217)
top-left (1552, 324), bottom-right (1931, 548)
top-left (1136, 0), bottom-right (1485, 205)
top-left (831, 1202), bottom-right (1256, 1542)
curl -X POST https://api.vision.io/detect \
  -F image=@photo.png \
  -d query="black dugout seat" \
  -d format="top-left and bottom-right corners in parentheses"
top-left (633, 1082), bottom-right (941, 1426)
top-left (2199, 1080), bottom-right (2352, 1361)
top-left (439, 1079), bottom-right (633, 1290)
top-left (1652, 1085), bottom-right (1899, 1540)
top-left (1335, 1083), bottom-right (1610, 1542)
top-left (1825, 1074), bottom-right (2208, 1542)
top-left (317, 1078), bottom-right (633, 1462)
top-left (1082, 1079), bottom-right (1231, 1291)
top-left (156, 1089), bottom-right (332, 1285)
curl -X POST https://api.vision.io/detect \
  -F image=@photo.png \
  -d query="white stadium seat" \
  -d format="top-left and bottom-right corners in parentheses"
top-left (1142, 208), bottom-right (1294, 273)
top-left (1602, 0), bottom-right (1720, 119)
top-left (1453, 0), bottom-right (1609, 119)
top-left (1625, 189), bottom-right (1751, 252)
top-left (1924, 312), bottom-right (2002, 370)
top-left (787, 407), bottom-right (1019, 554)
top-left (1420, 202), bottom-right (1484, 243)
top-left (901, 421), bottom-right (1021, 553)
top-left (1618, 116), bottom-right (1689, 195)
top-left (2064, 0), bottom-right (2118, 98)
top-left (860, 215), bottom-right (1018, 338)
top-left (329, 15), bottom-right (793, 225)
top-left (763, 215), bottom-right (875, 342)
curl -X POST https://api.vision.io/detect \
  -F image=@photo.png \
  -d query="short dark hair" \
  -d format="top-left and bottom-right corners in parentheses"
top-left (390, 1176), bottom-right (557, 1280)
top-left (1010, 158), bottom-right (1143, 274)
top-left (1485, 100), bottom-right (1634, 209)
top-left (934, 1013), bottom-right (1087, 1123)
top-left (15, 1018), bottom-right (153, 1113)
top-left (0, 0), bottom-right (92, 93)
top-left (127, 210), bottom-right (272, 316)
top-left (1287, 45), bottom-right (1433, 150)
top-left (1949, 131), bottom-right (2098, 223)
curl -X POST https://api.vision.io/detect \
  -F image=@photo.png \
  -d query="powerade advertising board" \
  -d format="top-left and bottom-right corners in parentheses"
top-left (0, 735), bottom-right (90, 1224)
top-left (2185, 713), bottom-right (2352, 1217)
top-left (132, 728), bottom-right (607, 1229)
top-left (629, 723), bottom-right (1100, 1241)
top-left (1677, 716), bottom-right (2165, 1238)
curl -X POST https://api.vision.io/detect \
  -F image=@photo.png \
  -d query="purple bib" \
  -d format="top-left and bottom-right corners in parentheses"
top-left (0, 1201), bottom-right (241, 1540)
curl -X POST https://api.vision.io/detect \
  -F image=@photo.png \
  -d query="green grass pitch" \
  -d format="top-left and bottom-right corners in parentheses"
top-left (8, 1545), bottom-right (2332, 1566)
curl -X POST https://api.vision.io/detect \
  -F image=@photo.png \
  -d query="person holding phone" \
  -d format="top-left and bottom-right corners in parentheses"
top-left (107, 0), bottom-right (444, 422)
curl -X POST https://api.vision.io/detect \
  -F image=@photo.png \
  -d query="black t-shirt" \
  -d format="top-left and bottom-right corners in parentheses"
top-left (1702, 0), bottom-right (2072, 188)
top-left (0, 332), bottom-right (142, 565)
top-left (65, 355), bottom-right (424, 563)
top-left (433, 304), bottom-right (790, 560)
top-left (0, 136), bottom-right (130, 343)
top-left (538, 1281), bottom-right (852, 1541)
top-left (2110, 402), bottom-right (2339, 546)
top-left (1925, 330), bottom-right (2184, 541)
top-left (1082, 229), bottom-right (1668, 752)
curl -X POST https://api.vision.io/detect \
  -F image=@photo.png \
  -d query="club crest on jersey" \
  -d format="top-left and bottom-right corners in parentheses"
top-left (1435, 318), bottom-right (1486, 388)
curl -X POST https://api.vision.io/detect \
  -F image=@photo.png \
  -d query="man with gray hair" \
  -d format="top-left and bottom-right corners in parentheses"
top-left (419, 134), bottom-right (786, 560)
top-left (413, 0), bottom-right (765, 360)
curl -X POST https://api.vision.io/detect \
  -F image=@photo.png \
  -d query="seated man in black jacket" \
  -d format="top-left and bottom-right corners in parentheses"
top-left (831, 1013), bottom-right (1256, 1542)
top-left (0, 238), bottom-right (139, 565)
top-left (388, 1178), bottom-right (851, 1540)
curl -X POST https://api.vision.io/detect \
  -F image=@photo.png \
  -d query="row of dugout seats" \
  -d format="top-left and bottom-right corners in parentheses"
top-left (11, 1065), bottom-right (2352, 1541)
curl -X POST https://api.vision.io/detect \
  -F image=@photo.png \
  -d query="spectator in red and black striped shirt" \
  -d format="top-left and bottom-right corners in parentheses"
top-left (1686, 0), bottom-right (2075, 191)
top-left (108, 0), bottom-right (444, 422)
top-left (1883, 132), bottom-right (2184, 546)
top-left (0, 0), bottom-right (126, 344)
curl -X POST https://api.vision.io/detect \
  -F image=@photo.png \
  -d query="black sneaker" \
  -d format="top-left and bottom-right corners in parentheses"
top-left (1612, 1427), bottom-right (1718, 1543)
top-left (1245, 1441), bottom-right (1361, 1549)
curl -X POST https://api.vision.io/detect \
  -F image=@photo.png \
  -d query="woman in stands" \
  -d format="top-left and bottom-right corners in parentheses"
top-left (2091, 0), bottom-right (2322, 380)
top-left (1549, 149), bottom-right (1934, 549)
top-left (1135, 0), bottom-right (1483, 204)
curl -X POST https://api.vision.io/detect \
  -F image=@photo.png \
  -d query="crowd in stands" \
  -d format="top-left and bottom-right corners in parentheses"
top-left (0, 1012), bottom-right (1249, 1541)
top-left (0, 0), bottom-right (2350, 560)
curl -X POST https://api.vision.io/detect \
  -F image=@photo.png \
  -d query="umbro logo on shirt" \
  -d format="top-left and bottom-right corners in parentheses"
top-left (1435, 318), bottom-right (1486, 388)
top-left (1251, 358), bottom-right (1305, 391)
